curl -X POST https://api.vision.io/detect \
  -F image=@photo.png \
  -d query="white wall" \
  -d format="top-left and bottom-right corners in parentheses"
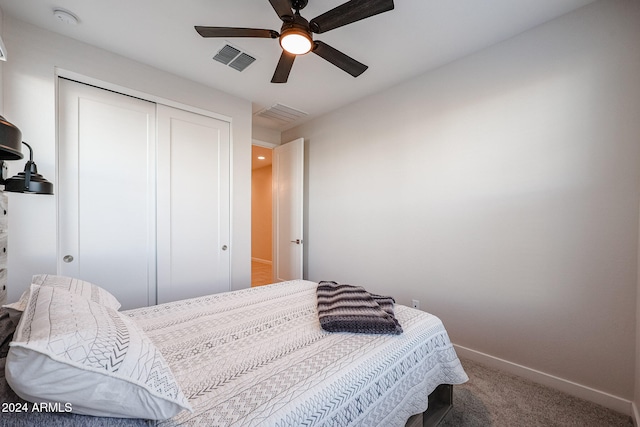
top-left (636, 211), bottom-right (640, 421)
top-left (284, 0), bottom-right (640, 407)
top-left (252, 124), bottom-right (282, 146)
top-left (636, 224), bottom-right (640, 421)
top-left (1, 16), bottom-right (253, 302)
top-left (0, 6), bottom-right (4, 114)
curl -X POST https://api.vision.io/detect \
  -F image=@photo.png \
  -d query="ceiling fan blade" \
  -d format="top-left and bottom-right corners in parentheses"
top-left (271, 51), bottom-right (296, 83)
top-left (268, 0), bottom-right (293, 20)
top-left (309, 0), bottom-right (394, 34)
top-left (195, 26), bottom-right (279, 39)
top-left (312, 41), bottom-right (368, 77)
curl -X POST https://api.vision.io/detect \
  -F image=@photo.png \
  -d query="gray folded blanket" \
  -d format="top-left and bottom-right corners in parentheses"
top-left (316, 281), bottom-right (403, 335)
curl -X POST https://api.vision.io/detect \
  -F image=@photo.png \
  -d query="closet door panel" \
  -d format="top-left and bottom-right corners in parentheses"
top-left (156, 105), bottom-right (231, 304)
top-left (58, 78), bottom-right (157, 309)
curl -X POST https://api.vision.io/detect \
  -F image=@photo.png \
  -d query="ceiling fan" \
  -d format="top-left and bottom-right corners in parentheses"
top-left (195, 0), bottom-right (395, 83)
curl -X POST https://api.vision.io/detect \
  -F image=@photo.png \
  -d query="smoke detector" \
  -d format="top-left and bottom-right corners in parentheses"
top-left (53, 9), bottom-right (79, 25)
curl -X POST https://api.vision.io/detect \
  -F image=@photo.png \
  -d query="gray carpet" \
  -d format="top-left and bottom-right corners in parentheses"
top-left (440, 358), bottom-right (633, 427)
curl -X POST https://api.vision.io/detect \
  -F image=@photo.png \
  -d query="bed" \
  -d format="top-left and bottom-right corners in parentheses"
top-left (1, 277), bottom-right (468, 426)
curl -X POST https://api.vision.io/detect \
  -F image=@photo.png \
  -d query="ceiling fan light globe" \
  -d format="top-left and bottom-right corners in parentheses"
top-left (280, 32), bottom-right (312, 55)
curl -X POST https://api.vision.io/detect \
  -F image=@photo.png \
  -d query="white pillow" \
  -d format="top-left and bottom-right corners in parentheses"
top-left (6, 285), bottom-right (192, 420)
top-left (2, 274), bottom-right (122, 320)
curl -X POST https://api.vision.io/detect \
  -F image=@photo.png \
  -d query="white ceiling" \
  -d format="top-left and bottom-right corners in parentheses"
top-left (0, 0), bottom-right (595, 131)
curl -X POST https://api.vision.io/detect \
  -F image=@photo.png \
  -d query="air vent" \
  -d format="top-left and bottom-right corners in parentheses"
top-left (213, 44), bottom-right (256, 72)
top-left (229, 53), bottom-right (256, 71)
top-left (213, 45), bottom-right (241, 65)
top-left (254, 104), bottom-right (308, 124)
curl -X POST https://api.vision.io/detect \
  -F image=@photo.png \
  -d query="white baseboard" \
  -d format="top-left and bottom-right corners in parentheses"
top-left (454, 344), bottom-right (633, 416)
top-left (251, 257), bottom-right (272, 265)
top-left (632, 401), bottom-right (639, 426)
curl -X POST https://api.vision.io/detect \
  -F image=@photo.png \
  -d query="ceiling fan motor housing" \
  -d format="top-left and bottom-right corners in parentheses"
top-left (290, 0), bottom-right (309, 12)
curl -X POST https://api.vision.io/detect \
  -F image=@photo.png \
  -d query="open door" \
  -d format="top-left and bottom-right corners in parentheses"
top-left (273, 138), bottom-right (304, 281)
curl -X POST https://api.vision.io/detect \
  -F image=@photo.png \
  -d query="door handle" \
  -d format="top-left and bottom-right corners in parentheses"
top-left (290, 239), bottom-right (302, 244)
top-left (63, 255), bottom-right (74, 263)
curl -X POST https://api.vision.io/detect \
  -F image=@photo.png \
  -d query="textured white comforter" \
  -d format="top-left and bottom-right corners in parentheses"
top-left (124, 280), bottom-right (468, 427)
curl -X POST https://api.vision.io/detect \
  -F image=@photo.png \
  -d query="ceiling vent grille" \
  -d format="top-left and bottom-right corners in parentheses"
top-left (229, 53), bottom-right (256, 71)
top-left (255, 104), bottom-right (309, 123)
top-left (213, 44), bottom-right (256, 72)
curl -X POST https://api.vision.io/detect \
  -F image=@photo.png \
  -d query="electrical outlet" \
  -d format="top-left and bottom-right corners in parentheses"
top-left (412, 299), bottom-right (420, 309)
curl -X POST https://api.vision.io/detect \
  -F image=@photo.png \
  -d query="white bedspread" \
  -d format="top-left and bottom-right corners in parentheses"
top-left (124, 280), bottom-right (468, 427)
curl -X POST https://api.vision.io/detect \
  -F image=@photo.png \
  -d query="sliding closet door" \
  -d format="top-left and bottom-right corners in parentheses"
top-left (58, 78), bottom-right (157, 309)
top-left (156, 105), bottom-right (231, 304)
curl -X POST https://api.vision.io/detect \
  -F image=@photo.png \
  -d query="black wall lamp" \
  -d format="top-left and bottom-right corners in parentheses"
top-left (0, 115), bottom-right (54, 195)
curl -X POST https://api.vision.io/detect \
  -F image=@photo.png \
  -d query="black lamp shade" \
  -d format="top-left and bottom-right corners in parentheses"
top-left (3, 142), bottom-right (54, 195)
top-left (0, 115), bottom-right (24, 160)
top-left (3, 168), bottom-right (54, 194)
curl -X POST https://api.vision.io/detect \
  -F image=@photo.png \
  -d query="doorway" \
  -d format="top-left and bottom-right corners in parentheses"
top-left (251, 137), bottom-right (304, 287)
top-left (251, 144), bottom-right (274, 286)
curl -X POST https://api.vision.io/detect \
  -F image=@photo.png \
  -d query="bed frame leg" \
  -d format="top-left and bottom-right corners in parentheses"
top-left (422, 384), bottom-right (453, 427)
